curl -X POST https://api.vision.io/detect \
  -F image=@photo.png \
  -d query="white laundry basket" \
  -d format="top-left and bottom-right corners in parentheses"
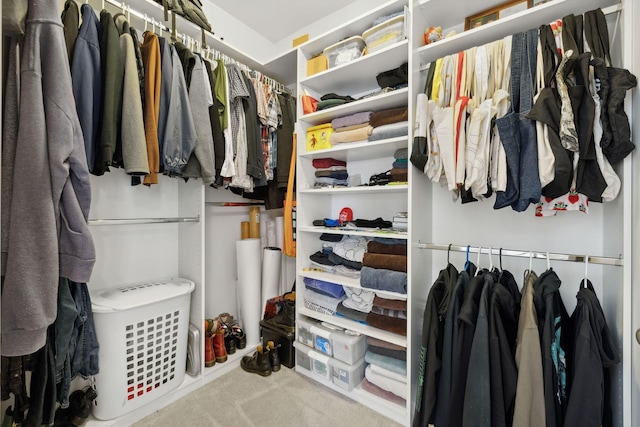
top-left (90, 278), bottom-right (195, 420)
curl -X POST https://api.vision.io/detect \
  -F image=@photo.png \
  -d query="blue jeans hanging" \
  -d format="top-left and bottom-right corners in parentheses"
top-left (494, 29), bottom-right (541, 212)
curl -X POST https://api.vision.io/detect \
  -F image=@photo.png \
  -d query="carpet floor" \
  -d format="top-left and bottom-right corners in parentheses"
top-left (131, 365), bottom-right (403, 427)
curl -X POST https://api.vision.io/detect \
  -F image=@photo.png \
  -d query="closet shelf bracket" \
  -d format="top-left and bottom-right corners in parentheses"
top-left (88, 216), bottom-right (200, 226)
top-left (417, 242), bottom-right (623, 267)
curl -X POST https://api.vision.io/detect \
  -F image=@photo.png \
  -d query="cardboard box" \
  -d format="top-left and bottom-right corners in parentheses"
top-left (307, 54), bottom-right (328, 76)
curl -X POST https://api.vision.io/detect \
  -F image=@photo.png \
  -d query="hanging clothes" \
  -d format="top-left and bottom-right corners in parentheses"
top-left (413, 263), bottom-right (457, 427)
top-left (140, 31), bottom-right (162, 185)
top-left (564, 280), bottom-right (620, 427)
top-left (61, 0), bottom-right (79, 64)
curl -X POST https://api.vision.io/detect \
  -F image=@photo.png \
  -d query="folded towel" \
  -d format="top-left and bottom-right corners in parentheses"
top-left (370, 306), bottom-right (407, 319)
top-left (372, 237), bottom-right (407, 245)
top-left (312, 158), bottom-right (346, 168)
top-left (365, 350), bottom-right (407, 376)
top-left (368, 121), bottom-right (409, 141)
top-left (372, 295), bottom-right (408, 311)
top-left (330, 125), bottom-right (373, 144)
top-left (375, 291), bottom-right (407, 301)
top-left (331, 111), bottom-right (374, 129)
top-left (366, 311), bottom-right (407, 336)
top-left (392, 160), bottom-right (408, 168)
top-left (370, 107), bottom-right (409, 128)
top-left (394, 148), bottom-right (409, 159)
top-left (335, 301), bottom-right (369, 323)
top-left (365, 365), bottom-right (407, 399)
top-left (333, 123), bottom-right (371, 132)
top-left (303, 288), bottom-right (345, 315)
top-left (390, 168), bottom-right (408, 182)
top-left (314, 165), bottom-right (348, 172)
top-left (361, 378), bottom-right (406, 406)
top-left (366, 241), bottom-right (407, 256)
top-left (367, 336), bottom-right (406, 353)
top-left (342, 286), bottom-right (375, 313)
top-left (360, 266), bottom-right (407, 294)
top-left (368, 344), bottom-right (407, 361)
top-left (315, 170), bottom-right (349, 179)
top-left (370, 362), bottom-right (408, 384)
top-left (362, 253), bottom-right (407, 273)
top-left (303, 277), bottom-right (346, 299)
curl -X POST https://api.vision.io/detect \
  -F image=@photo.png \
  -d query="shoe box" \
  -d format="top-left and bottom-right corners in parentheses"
top-left (260, 319), bottom-right (295, 369)
top-left (297, 316), bottom-right (366, 364)
top-left (294, 342), bottom-right (366, 391)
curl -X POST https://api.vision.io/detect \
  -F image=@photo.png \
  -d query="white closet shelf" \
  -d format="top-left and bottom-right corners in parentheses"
top-left (300, 40), bottom-right (409, 95)
top-left (299, 88), bottom-right (409, 126)
top-left (298, 226), bottom-right (408, 239)
top-left (300, 270), bottom-right (407, 300)
top-left (299, 136), bottom-right (408, 162)
top-left (295, 366), bottom-right (407, 425)
top-left (416, 0), bottom-right (618, 66)
top-left (298, 307), bottom-right (407, 348)
top-left (298, 184), bottom-right (408, 195)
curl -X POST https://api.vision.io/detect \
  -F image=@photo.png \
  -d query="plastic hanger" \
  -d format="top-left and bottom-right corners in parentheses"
top-left (464, 245), bottom-right (470, 269)
top-left (528, 250), bottom-right (533, 274)
top-left (447, 244), bottom-right (452, 265)
top-left (499, 248), bottom-right (503, 271)
top-left (488, 246), bottom-right (494, 271)
top-left (546, 251), bottom-right (551, 271)
top-left (475, 246), bottom-right (482, 276)
top-left (144, 14), bottom-right (148, 32)
top-left (583, 255), bottom-right (589, 287)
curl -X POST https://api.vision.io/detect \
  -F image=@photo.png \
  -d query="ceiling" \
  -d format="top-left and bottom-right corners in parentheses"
top-left (208, 0), bottom-right (360, 43)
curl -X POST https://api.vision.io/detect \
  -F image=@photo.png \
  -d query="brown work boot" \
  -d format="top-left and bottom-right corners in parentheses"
top-left (213, 330), bottom-right (227, 363)
top-left (205, 334), bottom-right (215, 367)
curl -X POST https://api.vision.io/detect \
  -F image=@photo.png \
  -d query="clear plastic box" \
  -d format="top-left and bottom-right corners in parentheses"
top-left (331, 356), bottom-right (366, 391)
top-left (297, 316), bottom-right (319, 348)
top-left (323, 35), bottom-right (366, 68)
top-left (309, 348), bottom-right (332, 380)
top-left (294, 341), bottom-right (312, 371)
top-left (362, 15), bottom-right (406, 54)
top-left (330, 329), bottom-right (366, 364)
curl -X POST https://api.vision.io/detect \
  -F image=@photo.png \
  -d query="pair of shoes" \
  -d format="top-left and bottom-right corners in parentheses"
top-left (266, 341), bottom-right (281, 372)
top-left (265, 299), bottom-right (295, 333)
top-left (231, 325), bottom-right (247, 349)
top-left (240, 345), bottom-right (272, 376)
top-left (54, 387), bottom-right (97, 426)
top-left (204, 325), bottom-right (228, 367)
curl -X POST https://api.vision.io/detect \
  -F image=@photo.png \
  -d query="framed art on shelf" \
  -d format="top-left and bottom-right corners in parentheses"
top-left (464, 0), bottom-right (533, 30)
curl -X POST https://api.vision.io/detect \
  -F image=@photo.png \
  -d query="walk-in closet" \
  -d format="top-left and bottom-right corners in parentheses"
top-left (1, 0), bottom-right (639, 426)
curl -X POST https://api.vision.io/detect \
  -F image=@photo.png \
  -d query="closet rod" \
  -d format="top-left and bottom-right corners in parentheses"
top-left (205, 201), bottom-right (265, 207)
top-left (417, 243), bottom-right (623, 267)
top-left (102, 0), bottom-right (289, 92)
top-left (88, 216), bottom-right (200, 225)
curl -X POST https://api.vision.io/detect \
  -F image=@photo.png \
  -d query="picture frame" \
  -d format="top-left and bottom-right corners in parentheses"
top-left (464, 0), bottom-right (532, 30)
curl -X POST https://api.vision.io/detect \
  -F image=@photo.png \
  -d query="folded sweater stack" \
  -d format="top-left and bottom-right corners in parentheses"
top-left (330, 111), bottom-right (374, 144)
top-left (369, 107), bottom-right (409, 142)
top-left (312, 157), bottom-right (348, 188)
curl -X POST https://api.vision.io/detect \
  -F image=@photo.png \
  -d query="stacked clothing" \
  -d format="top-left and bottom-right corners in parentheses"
top-left (391, 148), bottom-right (408, 183)
top-left (336, 287), bottom-right (376, 324)
top-left (303, 278), bottom-right (346, 316)
top-left (361, 337), bottom-right (407, 406)
top-left (312, 158), bottom-right (348, 188)
top-left (308, 234), bottom-right (368, 278)
top-left (368, 107), bottom-right (409, 142)
top-left (330, 111), bottom-right (374, 144)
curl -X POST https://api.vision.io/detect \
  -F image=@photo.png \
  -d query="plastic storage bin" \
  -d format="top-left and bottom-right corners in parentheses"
top-left (331, 356), bottom-right (366, 391)
top-left (294, 341), bottom-right (312, 371)
top-left (297, 316), bottom-right (319, 347)
top-left (90, 278), bottom-right (195, 420)
top-left (362, 15), bottom-right (405, 54)
top-left (330, 329), bottom-right (366, 364)
top-left (323, 36), bottom-right (366, 68)
top-left (309, 348), bottom-right (332, 380)
top-left (306, 123), bottom-right (334, 151)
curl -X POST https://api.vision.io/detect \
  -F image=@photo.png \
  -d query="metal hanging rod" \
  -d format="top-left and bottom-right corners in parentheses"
top-left (417, 243), bottom-right (623, 267)
top-left (205, 201), bottom-right (264, 207)
top-left (88, 216), bottom-right (200, 225)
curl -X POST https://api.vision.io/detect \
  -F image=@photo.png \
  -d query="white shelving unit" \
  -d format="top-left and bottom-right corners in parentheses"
top-left (294, 1), bottom-right (412, 424)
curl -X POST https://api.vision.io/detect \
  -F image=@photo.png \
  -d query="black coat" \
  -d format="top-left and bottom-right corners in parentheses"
top-left (413, 263), bottom-right (457, 427)
top-left (564, 280), bottom-right (619, 427)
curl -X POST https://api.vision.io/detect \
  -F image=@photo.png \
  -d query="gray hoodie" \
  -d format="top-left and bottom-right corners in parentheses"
top-left (1, 1), bottom-right (95, 356)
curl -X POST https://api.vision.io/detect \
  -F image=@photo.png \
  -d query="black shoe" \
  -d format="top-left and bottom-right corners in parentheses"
top-left (267, 341), bottom-right (281, 372)
top-left (224, 334), bottom-right (237, 355)
top-left (266, 300), bottom-right (295, 333)
top-left (240, 346), bottom-right (272, 377)
top-left (233, 327), bottom-right (247, 349)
